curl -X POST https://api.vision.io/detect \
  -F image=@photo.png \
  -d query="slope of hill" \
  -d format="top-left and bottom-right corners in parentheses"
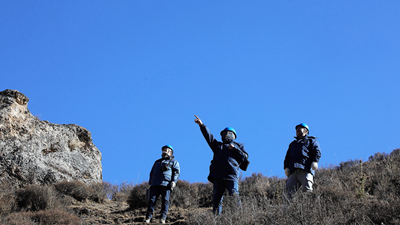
top-left (1, 149), bottom-right (399, 224)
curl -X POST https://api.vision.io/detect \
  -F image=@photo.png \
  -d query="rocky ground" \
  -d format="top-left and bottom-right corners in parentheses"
top-left (70, 200), bottom-right (193, 225)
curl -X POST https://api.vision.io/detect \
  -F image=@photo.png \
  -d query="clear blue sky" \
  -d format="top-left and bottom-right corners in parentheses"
top-left (1, 1), bottom-right (399, 184)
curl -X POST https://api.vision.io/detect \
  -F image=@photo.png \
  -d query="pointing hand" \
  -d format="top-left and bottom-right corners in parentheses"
top-left (194, 115), bottom-right (203, 126)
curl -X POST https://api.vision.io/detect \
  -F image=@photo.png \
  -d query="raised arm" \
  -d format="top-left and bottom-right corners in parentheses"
top-left (194, 115), bottom-right (218, 151)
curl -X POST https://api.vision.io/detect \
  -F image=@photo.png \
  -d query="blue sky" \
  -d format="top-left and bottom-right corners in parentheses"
top-left (1, 1), bottom-right (399, 184)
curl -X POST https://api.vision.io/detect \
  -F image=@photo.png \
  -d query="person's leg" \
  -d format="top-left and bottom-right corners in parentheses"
top-left (298, 170), bottom-right (314, 192)
top-left (225, 180), bottom-right (239, 195)
top-left (225, 180), bottom-right (241, 209)
top-left (212, 178), bottom-right (225, 215)
top-left (146, 186), bottom-right (160, 220)
top-left (285, 170), bottom-right (300, 199)
top-left (160, 186), bottom-right (171, 220)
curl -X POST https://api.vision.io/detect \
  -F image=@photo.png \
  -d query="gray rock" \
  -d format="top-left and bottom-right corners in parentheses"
top-left (0, 89), bottom-right (102, 187)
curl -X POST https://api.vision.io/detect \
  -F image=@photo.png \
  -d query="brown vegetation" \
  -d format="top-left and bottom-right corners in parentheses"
top-left (1, 148), bottom-right (399, 224)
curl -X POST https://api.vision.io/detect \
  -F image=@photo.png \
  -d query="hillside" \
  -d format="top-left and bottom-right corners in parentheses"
top-left (1, 148), bottom-right (399, 224)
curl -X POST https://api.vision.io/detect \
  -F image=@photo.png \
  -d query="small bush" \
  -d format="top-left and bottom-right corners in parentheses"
top-left (193, 182), bottom-right (213, 207)
top-left (112, 192), bottom-right (130, 202)
top-left (170, 180), bottom-right (195, 207)
top-left (241, 172), bottom-right (270, 197)
top-left (54, 180), bottom-right (95, 202)
top-left (88, 182), bottom-right (108, 203)
top-left (111, 180), bottom-right (134, 202)
top-left (127, 181), bottom-right (149, 209)
top-left (101, 181), bottom-right (114, 199)
top-left (15, 184), bottom-right (59, 211)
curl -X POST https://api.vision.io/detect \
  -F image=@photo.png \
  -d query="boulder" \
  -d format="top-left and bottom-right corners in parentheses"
top-left (0, 89), bottom-right (102, 187)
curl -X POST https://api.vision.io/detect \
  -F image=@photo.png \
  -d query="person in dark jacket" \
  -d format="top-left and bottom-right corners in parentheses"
top-left (284, 123), bottom-right (321, 197)
top-left (194, 115), bottom-right (248, 215)
top-left (145, 145), bottom-right (180, 224)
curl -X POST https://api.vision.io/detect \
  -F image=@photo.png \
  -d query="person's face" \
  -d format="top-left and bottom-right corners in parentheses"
top-left (296, 127), bottom-right (308, 138)
top-left (162, 148), bottom-right (172, 157)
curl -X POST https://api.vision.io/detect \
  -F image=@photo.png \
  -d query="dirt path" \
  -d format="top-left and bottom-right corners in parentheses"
top-left (70, 200), bottom-right (189, 224)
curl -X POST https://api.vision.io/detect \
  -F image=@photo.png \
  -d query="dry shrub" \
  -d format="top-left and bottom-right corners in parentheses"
top-left (1, 212), bottom-right (36, 225)
top-left (15, 184), bottom-right (60, 211)
top-left (241, 173), bottom-right (270, 197)
top-left (101, 181), bottom-right (114, 199)
top-left (54, 180), bottom-right (95, 202)
top-left (0, 179), bottom-right (17, 216)
top-left (3, 209), bottom-right (81, 225)
top-left (111, 180), bottom-right (134, 202)
top-left (88, 182), bottom-right (108, 203)
top-left (127, 181), bottom-right (149, 209)
top-left (192, 182), bottom-right (213, 207)
top-left (30, 209), bottom-right (81, 225)
top-left (113, 192), bottom-right (130, 202)
top-left (170, 180), bottom-right (196, 207)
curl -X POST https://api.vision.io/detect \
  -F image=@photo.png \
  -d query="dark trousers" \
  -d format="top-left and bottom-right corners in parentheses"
top-left (146, 186), bottom-right (171, 220)
top-left (212, 178), bottom-right (240, 215)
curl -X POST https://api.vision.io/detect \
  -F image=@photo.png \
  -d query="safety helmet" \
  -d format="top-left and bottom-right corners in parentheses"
top-left (161, 145), bottom-right (174, 152)
top-left (295, 123), bottom-right (309, 132)
top-left (220, 127), bottom-right (237, 139)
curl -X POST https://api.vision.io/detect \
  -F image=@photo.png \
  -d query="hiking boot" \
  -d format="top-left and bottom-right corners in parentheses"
top-left (160, 218), bottom-right (166, 224)
top-left (145, 218), bottom-right (151, 223)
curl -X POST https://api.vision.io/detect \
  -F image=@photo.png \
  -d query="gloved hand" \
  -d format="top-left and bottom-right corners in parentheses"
top-left (170, 182), bottom-right (176, 189)
top-left (311, 162), bottom-right (318, 170)
top-left (285, 168), bottom-right (290, 177)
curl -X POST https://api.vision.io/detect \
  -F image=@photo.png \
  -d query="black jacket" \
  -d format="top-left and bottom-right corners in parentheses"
top-left (200, 124), bottom-right (247, 183)
top-left (284, 135), bottom-right (321, 174)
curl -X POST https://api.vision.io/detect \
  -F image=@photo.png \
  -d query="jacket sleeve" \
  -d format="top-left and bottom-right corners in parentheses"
top-left (171, 160), bottom-right (180, 183)
top-left (310, 139), bottom-right (321, 163)
top-left (200, 124), bottom-right (219, 152)
top-left (149, 162), bottom-right (156, 185)
top-left (284, 144), bottom-right (291, 169)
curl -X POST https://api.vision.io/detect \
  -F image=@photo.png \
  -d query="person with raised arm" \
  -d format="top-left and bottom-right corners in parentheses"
top-left (194, 115), bottom-right (249, 215)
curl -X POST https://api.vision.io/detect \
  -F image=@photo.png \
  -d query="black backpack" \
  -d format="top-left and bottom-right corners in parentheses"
top-left (234, 141), bottom-right (250, 171)
top-left (240, 152), bottom-right (250, 171)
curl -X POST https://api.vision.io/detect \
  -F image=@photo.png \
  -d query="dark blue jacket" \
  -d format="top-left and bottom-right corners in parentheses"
top-left (200, 124), bottom-right (247, 183)
top-left (149, 156), bottom-right (180, 187)
top-left (284, 135), bottom-right (321, 175)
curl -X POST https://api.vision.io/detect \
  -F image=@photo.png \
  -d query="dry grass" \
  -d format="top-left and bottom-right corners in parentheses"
top-left (3, 209), bottom-right (81, 225)
top-left (1, 149), bottom-right (399, 224)
top-left (54, 180), bottom-right (106, 203)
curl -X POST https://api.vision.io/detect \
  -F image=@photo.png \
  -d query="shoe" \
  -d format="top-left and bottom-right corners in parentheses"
top-left (145, 218), bottom-right (151, 223)
top-left (160, 218), bottom-right (166, 224)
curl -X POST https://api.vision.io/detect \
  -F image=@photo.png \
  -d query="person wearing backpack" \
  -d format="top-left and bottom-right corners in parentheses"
top-left (145, 145), bottom-right (180, 224)
top-left (284, 123), bottom-right (321, 198)
top-left (194, 115), bottom-right (249, 215)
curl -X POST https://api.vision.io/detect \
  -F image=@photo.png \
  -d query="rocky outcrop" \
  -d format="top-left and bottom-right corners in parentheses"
top-left (0, 89), bottom-right (102, 187)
